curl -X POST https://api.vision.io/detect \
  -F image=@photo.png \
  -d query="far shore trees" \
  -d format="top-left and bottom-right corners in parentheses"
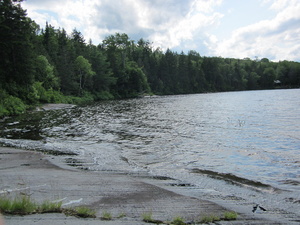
top-left (0, 0), bottom-right (300, 117)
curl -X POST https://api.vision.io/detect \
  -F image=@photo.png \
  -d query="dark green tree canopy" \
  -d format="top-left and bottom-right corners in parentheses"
top-left (1, 0), bottom-right (300, 117)
top-left (0, 0), bottom-right (35, 92)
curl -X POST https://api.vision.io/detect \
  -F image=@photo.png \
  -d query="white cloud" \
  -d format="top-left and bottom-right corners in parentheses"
top-left (22, 0), bottom-right (223, 48)
top-left (21, 0), bottom-right (299, 61)
top-left (23, 0), bottom-right (100, 42)
top-left (214, 0), bottom-right (300, 61)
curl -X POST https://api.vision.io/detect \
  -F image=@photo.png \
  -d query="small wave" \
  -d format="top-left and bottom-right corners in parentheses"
top-left (191, 168), bottom-right (282, 193)
top-left (280, 179), bottom-right (300, 186)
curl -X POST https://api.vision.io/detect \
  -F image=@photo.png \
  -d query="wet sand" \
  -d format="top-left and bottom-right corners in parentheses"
top-left (0, 147), bottom-right (284, 224)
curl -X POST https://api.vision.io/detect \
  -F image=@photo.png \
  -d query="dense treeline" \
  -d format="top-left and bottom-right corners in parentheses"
top-left (1, 0), bottom-right (300, 117)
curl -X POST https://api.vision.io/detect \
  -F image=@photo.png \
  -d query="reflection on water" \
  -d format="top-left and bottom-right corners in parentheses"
top-left (1, 89), bottom-right (300, 217)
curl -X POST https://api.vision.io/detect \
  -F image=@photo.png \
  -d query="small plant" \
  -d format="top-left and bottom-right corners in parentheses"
top-left (0, 197), bottom-right (11, 213)
top-left (0, 195), bottom-right (96, 218)
top-left (142, 212), bottom-right (163, 224)
top-left (0, 196), bottom-right (37, 215)
top-left (117, 212), bottom-right (126, 218)
top-left (142, 212), bottom-right (153, 222)
top-left (172, 216), bottom-right (186, 225)
top-left (199, 214), bottom-right (220, 223)
top-left (223, 211), bottom-right (238, 220)
top-left (39, 201), bottom-right (62, 213)
top-left (101, 211), bottom-right (112, 220)
top-left (73, 206), bottom-right (96, 218)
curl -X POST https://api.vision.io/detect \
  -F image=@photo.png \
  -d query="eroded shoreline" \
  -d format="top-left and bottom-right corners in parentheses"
top-left (0, 147), bottom-right (292, 224)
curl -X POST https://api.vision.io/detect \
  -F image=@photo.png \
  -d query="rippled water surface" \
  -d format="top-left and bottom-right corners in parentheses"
top-left (1, 89), bottom-right (300, 218)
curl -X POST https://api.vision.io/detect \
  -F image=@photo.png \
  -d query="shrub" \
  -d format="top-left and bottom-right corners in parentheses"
top-left (93, 91), bottom-right (114, 100)
top-left (0, 104), bottom-right (9, 117)
top-left (2, 95), bottom-right (27, 116)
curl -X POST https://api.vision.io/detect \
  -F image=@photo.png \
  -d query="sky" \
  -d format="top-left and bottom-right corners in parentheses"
top-left (21, 0), bottom-right (300, 62)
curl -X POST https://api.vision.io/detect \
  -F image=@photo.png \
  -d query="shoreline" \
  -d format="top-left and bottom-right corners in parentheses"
top-left (0, 147), bottom-right (289, 224)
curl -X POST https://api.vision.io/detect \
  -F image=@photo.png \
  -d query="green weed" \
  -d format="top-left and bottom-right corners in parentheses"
top-left (223, 211), bottom-right (238, 220)
top-left (101, 210), bottom-right (112, 220)
top-left (171, 216), bottom-right (186, 225)
top-left (0, 196), bottom-right (95, 218)
top-left (39, 200), bottom-right (62, 213)
top-left (142, 212), bottom-right (163, 224)
top-left (117, 212), bottom-right (126, 218)
top-left (0, 196), bottom-right (37, 215)
top-left (64, 206), bottom-right (96, 218)
top-left (199, 214), bottom-right (220, 223)
top-left (142, 212), bottom-right (153, 222)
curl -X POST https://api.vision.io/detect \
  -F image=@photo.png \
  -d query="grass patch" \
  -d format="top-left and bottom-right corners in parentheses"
top-left (199, 214), bottom-right (220, 223)
top-left (117, 212), bottom-right (126, 218)
top-left (171, 216), bottom-right (186, 225)
top-left (223, 211), bottom-right (238, 220)
top-left (101, 211), bottom-right (112, 220)
top-left (64, 206), bottom-right (96, 218)
top-left (142, 212), bottom-right (153, 222)
top-left (198, 211), bottom-right (237, 223)
top-left (39, 200), bottom-right (62, 213)
top-left (0, 196), bottom-right (95, 218)
top-left (142, 212), bottom-right (163, 224)
top-left (0, 196), bottom-right (37, 215)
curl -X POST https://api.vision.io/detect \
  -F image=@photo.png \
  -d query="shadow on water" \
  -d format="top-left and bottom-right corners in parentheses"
top-left (191, 168), bottom-right (282, 193)
top-left (0, 111), bottom-right (45, 140)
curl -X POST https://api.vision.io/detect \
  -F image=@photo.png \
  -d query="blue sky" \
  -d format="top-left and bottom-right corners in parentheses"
top-left (22, 0), bottom-right (300, 62)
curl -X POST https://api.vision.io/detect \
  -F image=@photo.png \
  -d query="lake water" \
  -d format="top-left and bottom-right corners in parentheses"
top-left (1, 89), bottom-right (300, 220)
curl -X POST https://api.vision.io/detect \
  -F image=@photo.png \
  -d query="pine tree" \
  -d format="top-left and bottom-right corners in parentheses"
top-left (0, 0), bottom-right (35, 97)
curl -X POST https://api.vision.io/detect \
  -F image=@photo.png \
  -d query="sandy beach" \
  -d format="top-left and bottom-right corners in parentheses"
top-left (0, 147), bottom-right (288, 224)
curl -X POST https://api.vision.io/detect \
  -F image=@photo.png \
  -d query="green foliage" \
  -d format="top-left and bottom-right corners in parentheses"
top-left (75, 55), bottom-right (95, 95)
top-left (31, 82), bottom-right (67, 103)
top-left (34, 55), bottom-right (59, 90)
top-left (172, 216), bottom-right (186, 225)
top-left (142, 212), bottom-right (153, 222)
top-left (101, 211), bottom-right (112, 220)
top-left (0, 196), bottom-right (37, 215)
top-left (1, 0), bottom-right (300, 117)
top-left (142, 212), bottom-right (163, 224)
top-left (199, 214), bottom-right (220, 223)
top-left (39, 200), bottom-right (62, 213)
top-left (0, 90), bottom-right (27, 117)
top-left (0, 0), bottom-right (35, 88)
top-left (117, 212), bottom-right (126, 218)
top-left (93, 91), bottom-right (114, 100)
top-left (223, 211), bottom-right (238, 220)
top-left (71, 206), bottom-right (96, 218)
top-left (0, 195), bottom-right (95, 218)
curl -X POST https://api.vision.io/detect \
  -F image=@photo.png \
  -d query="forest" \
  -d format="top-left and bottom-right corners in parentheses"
top-left (1, 0), bottom-right (300, 117)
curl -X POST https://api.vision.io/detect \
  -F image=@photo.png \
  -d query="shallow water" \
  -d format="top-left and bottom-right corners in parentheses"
top-left (1, 89), bottom-right (300, 219)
